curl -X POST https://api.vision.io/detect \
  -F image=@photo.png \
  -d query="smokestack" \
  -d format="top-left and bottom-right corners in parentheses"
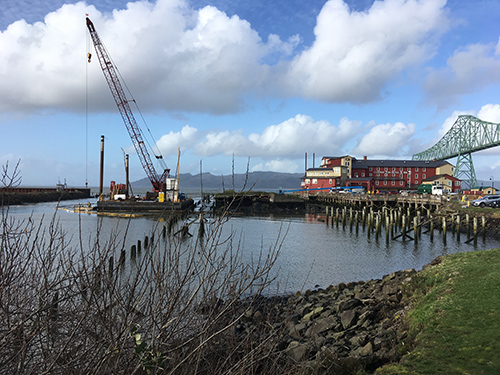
top-left (313, 153), bottom-right (315, 168)
top-left (125, 154), bottom-right (129, 199)
top-left (305, 152), bottom-right (308, 172)
top-left (363, 156), bottom-right (367, 161)
top-left (99, 135), bottom-right (104, 201)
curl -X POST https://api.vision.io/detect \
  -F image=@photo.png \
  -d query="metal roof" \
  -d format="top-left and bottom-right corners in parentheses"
top-left (351, 159), bottom-right (451, 168)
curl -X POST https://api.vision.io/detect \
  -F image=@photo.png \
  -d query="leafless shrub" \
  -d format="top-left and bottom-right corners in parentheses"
top-left (1, 160), bottom-right (22, 189)
top-left (0, 164), bottom-right (294, 374)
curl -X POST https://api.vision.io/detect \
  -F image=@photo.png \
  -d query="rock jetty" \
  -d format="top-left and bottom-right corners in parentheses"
top-left (235, 268), bottom-right (419, 373)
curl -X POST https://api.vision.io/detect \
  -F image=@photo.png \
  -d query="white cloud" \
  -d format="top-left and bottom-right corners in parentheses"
top-left (425, 38), bottom-right (500, 108)
top-left (282, 0), bottom-right (449, 102)
top-left (251, 159), bottom-right (300, 173)
top-left (477, 104), bottom-right (500, 123)
top-left (195, 114), bottom-right (361, 157)
top-left (353, 121), bottom-right (416, 156)
top-left (0, 0), bottom-right (292, 114)
top-left (0, 0), bottom-right (453, 116)
top-left (156, 125), bottom-right (199, 155)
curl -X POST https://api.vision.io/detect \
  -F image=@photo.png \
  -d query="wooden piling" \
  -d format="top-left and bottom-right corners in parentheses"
top-left (119, 249), bottom-right (126, 265)
top-left (466, 214), bottom-right (470, 238)
top-left (474, 217), bottom-right (478, 243)
top-left (109, 256), bottom-right (114, 275)
top-left (442, 217), bottom-right (447, 244)
top-left (402, 215), bottom-right (406, 242)
top-left (429, 216), bottom-right (434, 242)
top-left (413, 216), bottom-right (418, 244)
top-left (386, 216), bottom-right (390, 243)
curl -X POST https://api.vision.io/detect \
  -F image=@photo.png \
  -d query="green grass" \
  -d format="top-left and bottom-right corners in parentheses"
top-left (377, 248), bottom-right (500, 375)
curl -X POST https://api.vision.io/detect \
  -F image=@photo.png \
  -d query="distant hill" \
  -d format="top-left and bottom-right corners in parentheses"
top-left (131, 171), bottom-right (303, 191)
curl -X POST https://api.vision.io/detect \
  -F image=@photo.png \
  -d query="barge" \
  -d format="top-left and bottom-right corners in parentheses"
top-left (96, 198), bottom-right (194, 216)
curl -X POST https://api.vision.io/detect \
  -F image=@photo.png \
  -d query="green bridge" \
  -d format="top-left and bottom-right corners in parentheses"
top-left (412, 115), bottom-right (500, 188)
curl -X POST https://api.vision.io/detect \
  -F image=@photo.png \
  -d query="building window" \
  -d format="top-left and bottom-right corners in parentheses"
top-left (305, 179), bottom-right (310, 184)
top-left (415, 174), bottom-right (418, 180)
top-left (400, 181), bottom-right (403, 186)
top-left (376, 181), bottom-right (379, 185)
top-left (384, 167), bottom-right (388, 172)
top-left (455, 181), bottom-right (460, 186)
top-left (362, 173), bottom-right (365, 177)
top-left (329, 179), bottom-right (332, 184)
top-left (377, 167), bottom-right (380, 171)
top-left (369, 167), bottom-right (373, 171)
top-left (384, 181), bottom-right (387, 185)
top-left (355, 173), bottom-right (358, 177)
top-left (423, 167), bottom-right (426, 172)
top-left (312, 179), bottom-right (317, 184)
top-left (392, 181), bottom-right (395, 186)
top-left (415, 167), bottom-right (419, 171)
top-left (423, 174), bottom-right (426, 179)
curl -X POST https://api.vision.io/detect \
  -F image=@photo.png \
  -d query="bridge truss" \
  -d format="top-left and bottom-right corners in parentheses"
top-left (412, 115), bottom-right (500, 188)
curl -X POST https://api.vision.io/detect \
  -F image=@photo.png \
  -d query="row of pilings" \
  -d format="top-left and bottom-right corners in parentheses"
top-left (108, 213), bottom-right (196, 273)
top-left (320, 203), bottom-right (486, 245)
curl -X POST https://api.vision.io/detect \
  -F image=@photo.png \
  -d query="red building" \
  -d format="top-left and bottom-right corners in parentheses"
top-left (301, 156), bottom-right (461, 193)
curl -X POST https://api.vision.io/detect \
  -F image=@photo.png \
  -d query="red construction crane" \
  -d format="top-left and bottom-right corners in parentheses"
top-left (86, 17), bottom-right (170, 193)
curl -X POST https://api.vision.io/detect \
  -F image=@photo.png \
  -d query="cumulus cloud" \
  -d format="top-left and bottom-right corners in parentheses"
top-left (282, 0), bottom-right (450, 102)
top-left (0, 0), bottom-right (291, 114)
top-left (477, 103), bottom-right (500, 123)
top-left (353, 121), bottom-right (416, 157)
top-left (425, 39), bottom-right (500, 109)
top-left (156, 125), bottom-right (199, 155)
top-left (195, 114), bottom-right (361, 157)
top-left (0, 0), bottom-right (453, 115)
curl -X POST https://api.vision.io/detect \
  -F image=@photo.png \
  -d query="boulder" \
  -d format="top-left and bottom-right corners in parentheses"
top-left (340, 309), bottom-right (358, 330)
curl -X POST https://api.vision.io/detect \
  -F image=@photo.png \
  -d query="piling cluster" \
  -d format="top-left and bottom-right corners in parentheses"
top-left (322, 204), bottom-right (486, 245)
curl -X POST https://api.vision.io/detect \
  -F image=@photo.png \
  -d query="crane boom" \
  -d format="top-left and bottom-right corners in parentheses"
top-left (86, 17), bottom-right (169, 192)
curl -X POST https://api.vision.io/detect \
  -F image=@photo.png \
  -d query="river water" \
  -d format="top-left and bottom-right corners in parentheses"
top-left (3, 197), bottom-right (499, 294)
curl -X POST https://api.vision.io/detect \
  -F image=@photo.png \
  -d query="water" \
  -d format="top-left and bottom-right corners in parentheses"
top-left (3, 198), bottom-right (498, 293)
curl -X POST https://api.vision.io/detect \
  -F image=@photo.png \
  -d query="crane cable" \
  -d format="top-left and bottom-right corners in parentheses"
top-left (85, 24), bottom-right (91, 189)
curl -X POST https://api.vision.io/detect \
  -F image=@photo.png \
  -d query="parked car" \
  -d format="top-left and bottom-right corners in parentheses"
top-left (471, 195), bottom-right (500, 207)
top-left (485, 197), bottom-right (500, 208)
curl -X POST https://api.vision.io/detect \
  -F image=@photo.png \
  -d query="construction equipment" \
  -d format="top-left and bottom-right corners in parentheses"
top-left (86, 17), bottom-right (173, 195)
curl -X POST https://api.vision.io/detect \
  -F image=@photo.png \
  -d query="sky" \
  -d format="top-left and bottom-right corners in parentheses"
top-left (1, 0), bottom-right (500, 188)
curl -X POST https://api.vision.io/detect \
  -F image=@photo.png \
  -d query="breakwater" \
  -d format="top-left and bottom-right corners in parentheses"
top-left (1, 188), bottom-right (91, 205)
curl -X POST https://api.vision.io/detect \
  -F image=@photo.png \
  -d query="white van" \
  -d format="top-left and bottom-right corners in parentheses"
top-left (432, 185), bottom-right (444, 195)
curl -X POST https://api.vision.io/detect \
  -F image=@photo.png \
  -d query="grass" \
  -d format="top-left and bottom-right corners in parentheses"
top-left (377, 247), bottom-right (500, 374)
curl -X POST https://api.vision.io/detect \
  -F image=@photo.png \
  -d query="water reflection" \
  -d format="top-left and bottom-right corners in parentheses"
top-left (3, 199), bottom-right (498, 293)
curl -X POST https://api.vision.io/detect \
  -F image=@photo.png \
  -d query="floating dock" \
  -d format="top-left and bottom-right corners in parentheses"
top-left (96, 199), bottom-right (194, 216)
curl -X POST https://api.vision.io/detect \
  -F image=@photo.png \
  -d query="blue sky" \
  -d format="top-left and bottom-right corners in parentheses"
top-left (1, 0), bottom-right (500, 188)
